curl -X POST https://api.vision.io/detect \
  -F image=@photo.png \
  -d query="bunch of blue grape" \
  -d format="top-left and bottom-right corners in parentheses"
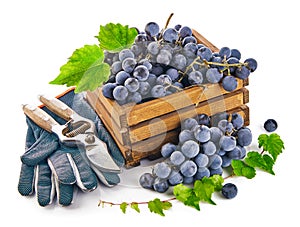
top-left (102, 21), bottom-right (257, 105)
top-left (139, 112), bottom-right (252, 193)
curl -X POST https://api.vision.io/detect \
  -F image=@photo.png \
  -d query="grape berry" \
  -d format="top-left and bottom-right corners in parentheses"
top-left (139, 112), bottom-right (252, 193)
top-left (102, 22), bottom-right (257, 105)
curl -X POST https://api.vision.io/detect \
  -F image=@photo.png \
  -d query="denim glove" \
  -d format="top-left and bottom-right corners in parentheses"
top-left (18, 89), bottom-right (125, 206)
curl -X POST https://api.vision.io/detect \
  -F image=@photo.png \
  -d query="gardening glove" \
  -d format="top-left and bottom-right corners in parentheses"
top-left (18, 89), bottom-right (125, 206)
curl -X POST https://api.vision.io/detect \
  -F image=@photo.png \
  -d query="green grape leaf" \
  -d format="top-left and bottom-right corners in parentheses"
top-left (245, 151), bottom-right (275, 175)
top-left (194, 180), bottom-right (216, 205)
top-left (173, 184), bottom-right (200, 210)
top-left (148, 198), bottom-right (172, 216)
top-left (258, 133), bottom-right (285, 161)
top-left (231, 160), bottom-right (256, 179)
top-left (130, 203), bottom-right (140, 213)
top-left (49, 44), bottom-right (109, 92)
top-left (120, 202), bottom-right (127, 214)
top-left (97, 23), bottom-right (138, 52)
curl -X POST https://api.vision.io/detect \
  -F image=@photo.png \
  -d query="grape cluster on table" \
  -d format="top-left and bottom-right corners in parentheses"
top-left (139, 112), bottom-right (252, 193)
top-left (102, 21), bottom-right (257, 105)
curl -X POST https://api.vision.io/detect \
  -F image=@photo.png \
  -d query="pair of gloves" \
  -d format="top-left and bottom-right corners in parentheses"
top-left (18, 89), bottom-right (124, 206)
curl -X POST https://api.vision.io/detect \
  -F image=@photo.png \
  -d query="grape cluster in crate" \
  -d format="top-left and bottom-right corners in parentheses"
top-left (102, 21), bottom-right (257, 105)
top-left (139, 112), bottom-right (252, 193)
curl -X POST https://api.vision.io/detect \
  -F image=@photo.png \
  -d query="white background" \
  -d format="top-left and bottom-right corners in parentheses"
top-left (0, 0), bottom-right (299, 226)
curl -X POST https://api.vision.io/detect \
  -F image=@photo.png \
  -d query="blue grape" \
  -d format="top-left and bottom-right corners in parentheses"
top-left (153, 178), bottom-right (169, 193)
top-left (119, 49), bottom-right (134, 62)
top-left (227, 146), bottom-right (243, 159)
top-left (197, 47), bottom-right (213, 61)
top-left (218, 119), bottom-right (234, 134)
top-left (194, 125), bottom-right (211, 143)
top-left (124, 77), bottom-right (140, 92)
top-left (151, 85), bottom-right (166, 98)
top-left (162, 28), bottom-right (179, 43)
top-left (239, 145), bottom-right (246, 159)
top-left (183, 176), bottom-right (194, 184)
top-left (115, 71), bottom-right (130, 84)
top-left (182, 118), bottom-right (198, 131)
top-left (153, 162), bottom-right (171, 179)
top-left (122, 57), bottom-right (137, 73)
top-left (209, 167), bottom-right (223, 176)
top-left (161, 143), bottom-right (177, 158)
top-left (235, 66), bottom-right (250, 79)
top-left (202, 141), bottom-right (217, 156)
top-left (188, 71), bottom-right (203, 85)
top-left (264, 119), bottom-right (277, 132)
top-left (138, 81), bottom-right (151, 96)
top-left (222, 75), bottom-right (238, 92)
top-left (206, 68), bottom-right (223, 83)
top-left (133, 65), bottom-right (149, 81)
top-left (181, 140), bottom-right (200, 158)
top-left (146, 74), bottom-right (157, 86)
top-left (135, 33), bottom-right (148, 43)
top-left (244, 58), bottom-right (257, 72)
top-left (112, 85), bottom-right (128, 101)
top-left (174, 24), bottom-right (182, 31)
top-left (139, 173), bottom-right (155, 189)
top-left (172, 54), bottom-right (187, 70)
top-left (111, 61), bottom-right (122, 74)
top-left (179, 130), bottom-right (194, 144)
top-left (182, 36), bottom-right (197, 46)
top-left (222, 183), bottom-right (238, 199)
top-left (219, 135), bottom-right (236, 151)
top-left (156, 74), bottom-right (172, 85)
top-left (210, 127), bottom-right (223, 145)
top-left (179, 26), bottom-right (192, 38)
top-left (166, 68), bottom-right (179, 81)
top-left (184, 43), bottom-right (198, 56)
top-left (156, 50), bottom-right (171, 65)
top-left (221, 155), bottom-right (232, 167)
top-left (208, 154), bottom-right (222, 169)
top-left (139, 59), bottom-right (152, 71)
top-left (237, 128), bottom-right (252, 146)
top-left (168, 170), bottom-right (183, 186)
top-left (194, 153), bottom-right (209, 168)
top-left (230, 49), bottom-right (241, 60)
top-left (231, 113), bottom-right (244, 129)
top-left (127, 92), bottom-right (142, 104)
top-left (194, 167), bottom-right (210, 180)
top-left (180, 160), bottom-right (197, 177)
top-left (170, 151), bottom-right (186, 166)
top-left (198, 113), bottom-right (210, 126)
top-left (219, 47), bottom-right (231, 59)
top-left (147, 41), bottom-right (160, 55)
top-left (145, 22), bottom-right (160, 37)
top-left (227, 57), bottom-right (239, 74)
top-left (102, 83), bottom-right (117, 99)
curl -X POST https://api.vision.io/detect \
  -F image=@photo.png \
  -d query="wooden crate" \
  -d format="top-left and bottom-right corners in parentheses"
top-left (87, 31), bottom-right (250, 167)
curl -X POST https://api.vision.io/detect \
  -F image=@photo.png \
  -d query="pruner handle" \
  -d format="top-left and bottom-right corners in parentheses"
top-left (39, 95), bottom-right (74, 121)
top-left (23, 104), bottom-right (58, 132)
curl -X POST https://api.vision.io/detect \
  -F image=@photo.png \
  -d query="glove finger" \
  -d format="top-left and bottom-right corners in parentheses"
top-left (18, 163), bottom-right (35, 196)
top-left (48, 152), bottom-right (76, 184)
top-left (98, 125), bottom-right (125, 167)
top-left (21, 130), bottom-right (59, 166)
top-left (70, 152), bottom-right (97, 191)
top-left (36, 162), bottom-right (55, 207)
top-left (56, 182), bottom-right (74, 206)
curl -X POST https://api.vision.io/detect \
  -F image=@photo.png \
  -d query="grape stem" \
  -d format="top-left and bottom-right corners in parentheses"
top-left (98, 197), bottom-right (177, 207)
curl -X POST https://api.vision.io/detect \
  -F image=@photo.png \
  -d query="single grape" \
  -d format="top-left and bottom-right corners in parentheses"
top-left (127, 92), bottom-right (142, 104)
top-left (227, 146), bottom-right (243, 159)
top-left (184, 43), bottom-right (198, 56)
top-left (227, 57), bottom-right (240, 74)
top-left (153, 178), bottom-right (169, 193)
top-left (264, 119), bottom-right (278, 132)
top-left (122, 57), bottom-right (137, 73)
top-left (210, 127), bottom-right (223, 145)
top-left (222, 183), bottom-right (238, 199)
top-left (179, 130), bottom-right (194, 144)
top-left (182, 36), bottom-right (197, 46)
top-left (188, 71), bottom-right (203, 85)
top-left (139, 173), bottom-right (155, 189)
top-left (124, 77), bottom-right (139, 92)
top-left (202, 141), bottom-right (217, 156)
top-left (156, 51), bottom-right (171, 65)
top-left (156, 74), bottom-right (172, 85)
top-left (133, 65), bottom-right (149, 81)
top-left (153, 162), bottom-right (171, 179)
top-left (161, 143), bottom-right (177, 158)
top-left (222, 75), bottom-right (238, 92)
top-left (115, 71), bottom-right (130, 85)
top-left (145, 22), bottom-right (160, 37)
top-left (151, 85), bottom-right (166, 98)
top-left (206, 68), bottom-right (223, 83)
top-left (244, 58), bottom-right (257, 72)
top-left (138, 81), bottom-right (151, 96)
top-left (194, 125), bottom-right (211, 143)
top-left (198, 113), bottom-right (210, 126)
top-left (139, 59), bottom-right (152, 71)
top-left (119, 49), bottom-right (134, 62)
top-left (179, 26), bottom-right (192, 38)
top-left (194, 167), bottom-right (210, 180)
top-left (168, 170), bottom-right (183, 186)
top-left (230, 49), bottom-right (241, 60)
top-left (219, 135), bottom-right (236, 151)
top-left (194, 153), bottom-right (209, 168)
top-left (135, 33), bottom-right (148, 43)
top-left (197, 47), bottom-right (213, 61)
top-left (174, 24), bottom-right (182, 31)
top-left (209, 167), bottom-right (223, 176)
top-left (231, 113), bottom-right (244, 129)
top-left (181, 140), bottom-right (200, 158)
top-left (102, 83), bottom-right (117, 99)
top-left (221, 155), bottom-right (232, 167)
top-left (170, 151), bottom-right (186, 166)
top-left (180, 160), bottom-right (197, 177)
top-left (172, 54), bottom-right (187, 70)
top-left (235, 66), bottom-right (250, 79)
top-left (166, 68), bottom-right (179, 81)
top-left (111, 61), bottom-right (122, 74)
top-left (219, 47), bottom-right (231, 59)
top-left (182, 118), bottom-right (198, 131)
top-left (237, 128), bottom-right (252, 146)
top-left (146, 74), bottom-right (157, 86)
top-left (147, 41), bottom-right (160, 55)
top-left (218, 119), bottom-right (234, 134)
top-left (162, 28), bottom-right (179, 43)
top-left (208, 154), bottom-right (223, 169)
top-left (112, 85), bottom-right (128, 101)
